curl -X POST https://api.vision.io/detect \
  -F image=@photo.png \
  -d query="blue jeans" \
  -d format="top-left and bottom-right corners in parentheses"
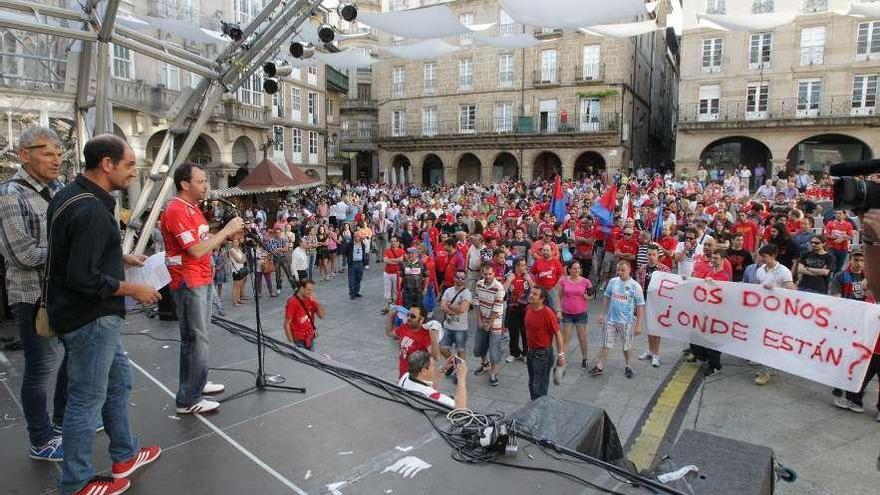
top-left (11, 302), bottom-right (67, 447)
top-left (526, 347), bottom-right (554, 400)
top-left (830, 248), bottom-right (848, 274)
top-left (172, 283), bottom-right (212, 408)
top-left (348, 260), bottom-right (364, 296)
top-left (308, 253), bottom-right (317, 280)
top-left (59, 316), bottom-right (138, 495)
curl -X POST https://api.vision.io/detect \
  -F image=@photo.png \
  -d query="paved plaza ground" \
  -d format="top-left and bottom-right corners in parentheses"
top-left (0, 265), bottom-right (877, 494)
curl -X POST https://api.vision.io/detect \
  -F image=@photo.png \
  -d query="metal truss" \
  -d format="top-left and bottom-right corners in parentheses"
top-left (0, 0), bottom-right (326, 253)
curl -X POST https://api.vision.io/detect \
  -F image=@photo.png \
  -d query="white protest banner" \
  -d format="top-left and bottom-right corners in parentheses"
top-left (646, 272), bottom-right (880, 392)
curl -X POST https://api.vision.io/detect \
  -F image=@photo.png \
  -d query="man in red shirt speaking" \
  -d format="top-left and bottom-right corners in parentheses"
top-left (161, 163), bottom-right (244, 415)
top-left (284, 280), bottom-right (325, 350)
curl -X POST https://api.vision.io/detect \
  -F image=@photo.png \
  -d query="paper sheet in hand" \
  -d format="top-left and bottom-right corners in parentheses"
top-left (125, 252), bottom-right (170, 309)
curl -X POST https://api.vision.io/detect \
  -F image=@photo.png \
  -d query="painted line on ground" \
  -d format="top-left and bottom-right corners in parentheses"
top-left (130, 359), bottom-right (309, 495)
top-left (625, 361), bottom-right (701, 472)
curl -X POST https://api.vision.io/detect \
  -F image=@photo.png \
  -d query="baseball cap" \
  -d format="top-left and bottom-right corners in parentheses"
top-left (406, 247), bottom-right (419, 254)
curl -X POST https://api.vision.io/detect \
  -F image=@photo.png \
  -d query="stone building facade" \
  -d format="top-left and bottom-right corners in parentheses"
top-left (351, 0), bottom-right (680, 184)
top-left (676, 0), bottom-right (880, 179)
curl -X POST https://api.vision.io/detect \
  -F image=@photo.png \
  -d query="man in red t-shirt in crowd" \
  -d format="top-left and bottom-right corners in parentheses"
top-left (283, 279), bottom-right (325, 350)
top-left (656, 225), bottom-right (678, 269)
top-left (824, 209), bottom-right (854, 275)
top-left (571, 217), bottom-right (596, 277)
top-left (382, 236), bottom-right (406, 314)
top-left (386, 305), bottom-right (439, 377)
top-left (161, 162), bottom-right (244, 415)
top-left (523, 287), bottom-right (566, 400)
top-left (531, 244), bottom-right (564, 310)
top-left (732, 210), bottom-right (760, 254)
top-left (615, 227), bottom-right (640, 272)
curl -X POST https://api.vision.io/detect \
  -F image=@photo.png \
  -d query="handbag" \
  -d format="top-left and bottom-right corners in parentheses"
top-left (561, 247), bottom-right (573, 263)
top-left (37, 192), bottom-right (97, 338)
top-left (261, 258), bottom-right (276, 273)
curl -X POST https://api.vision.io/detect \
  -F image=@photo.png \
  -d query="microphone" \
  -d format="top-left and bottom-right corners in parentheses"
top-left (828, 159), bottom-right (880, 177)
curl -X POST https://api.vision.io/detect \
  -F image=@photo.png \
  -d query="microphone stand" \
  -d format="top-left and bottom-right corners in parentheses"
top-left (220, 230), bottom-right (305, 403)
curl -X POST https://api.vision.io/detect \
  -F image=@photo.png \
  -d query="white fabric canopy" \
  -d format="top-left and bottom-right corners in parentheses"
top-left (844, 4), bottom-right (880, 18)
top-left (474, 32), bottom-right (541, 48)
top-left (499, 0), bottom-right (647, 30)
top-left (358, 5), bottom-right (493, 39)
top-left (141, 16), bottom-right (225, 44)
top-left (314, 50), bottom-right (379, 69)
top-left (581, 20), bottom-right (660, 38)
top-left (695, 12), bottom-right (798, 32)
top-left (379, 39), bottom-right (460, 59)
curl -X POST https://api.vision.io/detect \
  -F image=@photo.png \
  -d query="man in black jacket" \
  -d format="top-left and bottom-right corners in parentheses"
top-left (47, 134), bottom-right (161, 495)
top-left (345, 230), bottom-right (370, 299)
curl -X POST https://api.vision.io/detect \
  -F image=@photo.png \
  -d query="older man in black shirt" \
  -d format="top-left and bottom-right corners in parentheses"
top-left (47, 134), bottom-right (161, 495)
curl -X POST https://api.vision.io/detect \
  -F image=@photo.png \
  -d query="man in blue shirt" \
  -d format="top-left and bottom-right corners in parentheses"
top-left (591, 260), bottom-right (645, 378)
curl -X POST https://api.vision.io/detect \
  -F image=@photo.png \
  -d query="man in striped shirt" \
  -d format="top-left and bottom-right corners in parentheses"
top-left (0, 127), bottom-right (66, 461)
top-left (473, 263), bottom-right (506, 386)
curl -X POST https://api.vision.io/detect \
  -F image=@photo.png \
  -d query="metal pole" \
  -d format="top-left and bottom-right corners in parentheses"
top-left (93, 40), bottom-right (111, 135)
top-left (73, 0), bottom-right (99, 165)
top-left (0, 0), bottom-right (87, 21)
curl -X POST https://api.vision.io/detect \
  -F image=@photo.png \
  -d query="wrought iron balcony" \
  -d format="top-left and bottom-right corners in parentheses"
top-left (377, 112), bottom-right (620, 139)
top-left (679, 96), bottom-right (879, 126)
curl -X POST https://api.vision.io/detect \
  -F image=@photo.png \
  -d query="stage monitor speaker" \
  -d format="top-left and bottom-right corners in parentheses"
top-left (512, 396), bottom-right (630, 468)
top-left (653, 430), bottom-right (774, 495)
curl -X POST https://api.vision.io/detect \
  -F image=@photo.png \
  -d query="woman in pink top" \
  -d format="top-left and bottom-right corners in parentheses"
top-left (555, 262), bottom-right (594, 368)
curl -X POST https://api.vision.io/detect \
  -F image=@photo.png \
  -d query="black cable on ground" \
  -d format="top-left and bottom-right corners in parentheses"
top-left (210, 316), bottom-right (687, 495)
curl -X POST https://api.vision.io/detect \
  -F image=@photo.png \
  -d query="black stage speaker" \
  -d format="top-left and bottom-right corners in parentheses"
top-left (157, 285), bottom-right (178, 321)
top-left (653, 430), bottom-right (774, 495)
top-left (512, 396), bottom-right (630, 468)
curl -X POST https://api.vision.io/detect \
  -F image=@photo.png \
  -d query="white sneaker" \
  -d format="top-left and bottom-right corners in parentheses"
top-left (651, 355), bottom-right (661, 368)
top-left (833, 397), bottom-right (864, 413)
top-left (176, 399), bottom-right (220, 415)
top-left (203, 382), bottom-right (225, 395)
top-left (637, 350), bottom-right (653, 360)
top-left (505, 356), bottom-right (517, 363)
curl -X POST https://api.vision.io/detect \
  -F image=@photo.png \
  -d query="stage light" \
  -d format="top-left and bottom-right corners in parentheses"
top-left (263, 78), bottom-right (280, 94)
top-left (317, 24), bottom-right (335, 43)
top-left (337, 2), bottom-right (358, 22)
top-left (263, 61), bottom-right (292, 78)
top-left (220, 21), bottom-right (244, 41)
top-left (289, 41), bottom-right (315, 59)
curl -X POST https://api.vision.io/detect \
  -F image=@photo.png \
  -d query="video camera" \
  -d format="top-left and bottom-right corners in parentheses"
top-left (829, 159), bottom-right (880, 212)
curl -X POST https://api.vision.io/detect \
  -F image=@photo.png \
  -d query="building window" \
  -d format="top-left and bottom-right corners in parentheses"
top-left (392, 66), bottom-right (405, 97)
top-left (752, 0), bottom-right (774, 14)
top-left (499, 53), bottom-right (514, 88)
top-left (235, 0), bottom-right (263, 25)
top-left (459, 58), bottom-right (474, 90)
top-left (797, 79), bottom-right (822, 117)
top-left (273, 125), bottom-right (284, 152)
top-left (579, 97), bottom-right (601, 130)
top-left (706, 0), bottom-right (726, 15)
top-left (800, 26), bottom-right (825, 66)
top-left (392, 35), bottom-right (404, 47)
top-left (702, 38), bottom-right (723, 73)
top-left (308, 131), bottom-right (318, 155)
top-left (852, 75), bottom-right (878, 115)
top-left (749, 32), bottom-right (772, 70)
top-left (459, 13), bottom-right (474, 46)
top-left (161, 62), bottom-right (180, 90)
top-left (392, 109), bottom-right (407, 137)
top-left (802, 0), bottom-right (827, 13)
top-left (307, 65), bottom-right (317, 85)
top-left (698, 85), bottom-right (720, 122)
top-left (424, 62), bottom-right (436, 95)
top-left (494, 102), bottom-right (513, 132)
top-left (499, 9), bottom-right (515, 36)
top-left (540, 49), bottom-right (557, 83)
top-left (291, 66), bottom-right (301, 80)
top-left (307, 91), bottom-right (318, 124)
top-left (422, 106), bottom-right (438, 136)
top-left (292, 128), bottom-right (302, 154)
top-left (291, 87), bottom-right (301, 119)
top-left (459, 104), bottom-right (476, 133)
top-left (272, 92), bottom-right (285, 118)
top-left (238, 73), bottom-right (262, 106)
top-left (357, 120), bottom-right (372, 138)
top-left (857, 21), bottom-right (880, 61)
top-left (0, 31), bottom-right (20, 78)
top-left (111, 44), bottom-right (133, 80)
top-left (746, 82), bottom-right (769, 120)
top-left (581, 45), bottom-right (601, 80)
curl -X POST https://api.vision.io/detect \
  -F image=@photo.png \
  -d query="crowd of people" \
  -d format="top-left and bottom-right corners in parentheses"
top-left (1, 125), bottom-right (879, 495)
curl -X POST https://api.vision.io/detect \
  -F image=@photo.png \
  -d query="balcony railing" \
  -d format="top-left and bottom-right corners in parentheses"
top-left (326, 65), bottom-right (349, 93)
top-left (111, 78), bottom-right (179, 113)
top-left (377, 112), bottom-right (620, 139)
top-left (679, 96), bottom-right (879, 124)
top-left (341, 98), bottom-right (378, 112)
top-left (533, 69), bottom-right (559, 85)
top-left (575, 63), bottom-right (605, 82)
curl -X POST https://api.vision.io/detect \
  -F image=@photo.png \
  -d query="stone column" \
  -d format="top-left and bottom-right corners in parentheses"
top-left (443, 165), bottom-right (457, 185)
top-left (371, 153), bottom-right (380, 182)
top-left (349, 155), bottom-right (357, 182)
top-left (216, 170), bottom-right (229, 189)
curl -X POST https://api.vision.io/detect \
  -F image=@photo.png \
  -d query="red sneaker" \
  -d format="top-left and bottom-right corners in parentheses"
top-left (73, 476), bottom-right (130, 495)
top-left (111, 446), bottom-right (162, 479)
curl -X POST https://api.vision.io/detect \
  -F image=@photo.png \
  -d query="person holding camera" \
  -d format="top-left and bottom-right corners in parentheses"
top-left (399, 351), bottom-right (468, 409)
top-left (160, 162), bottom-right (245, 415)
top-left (283, 279), bottom-right (325, 350)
